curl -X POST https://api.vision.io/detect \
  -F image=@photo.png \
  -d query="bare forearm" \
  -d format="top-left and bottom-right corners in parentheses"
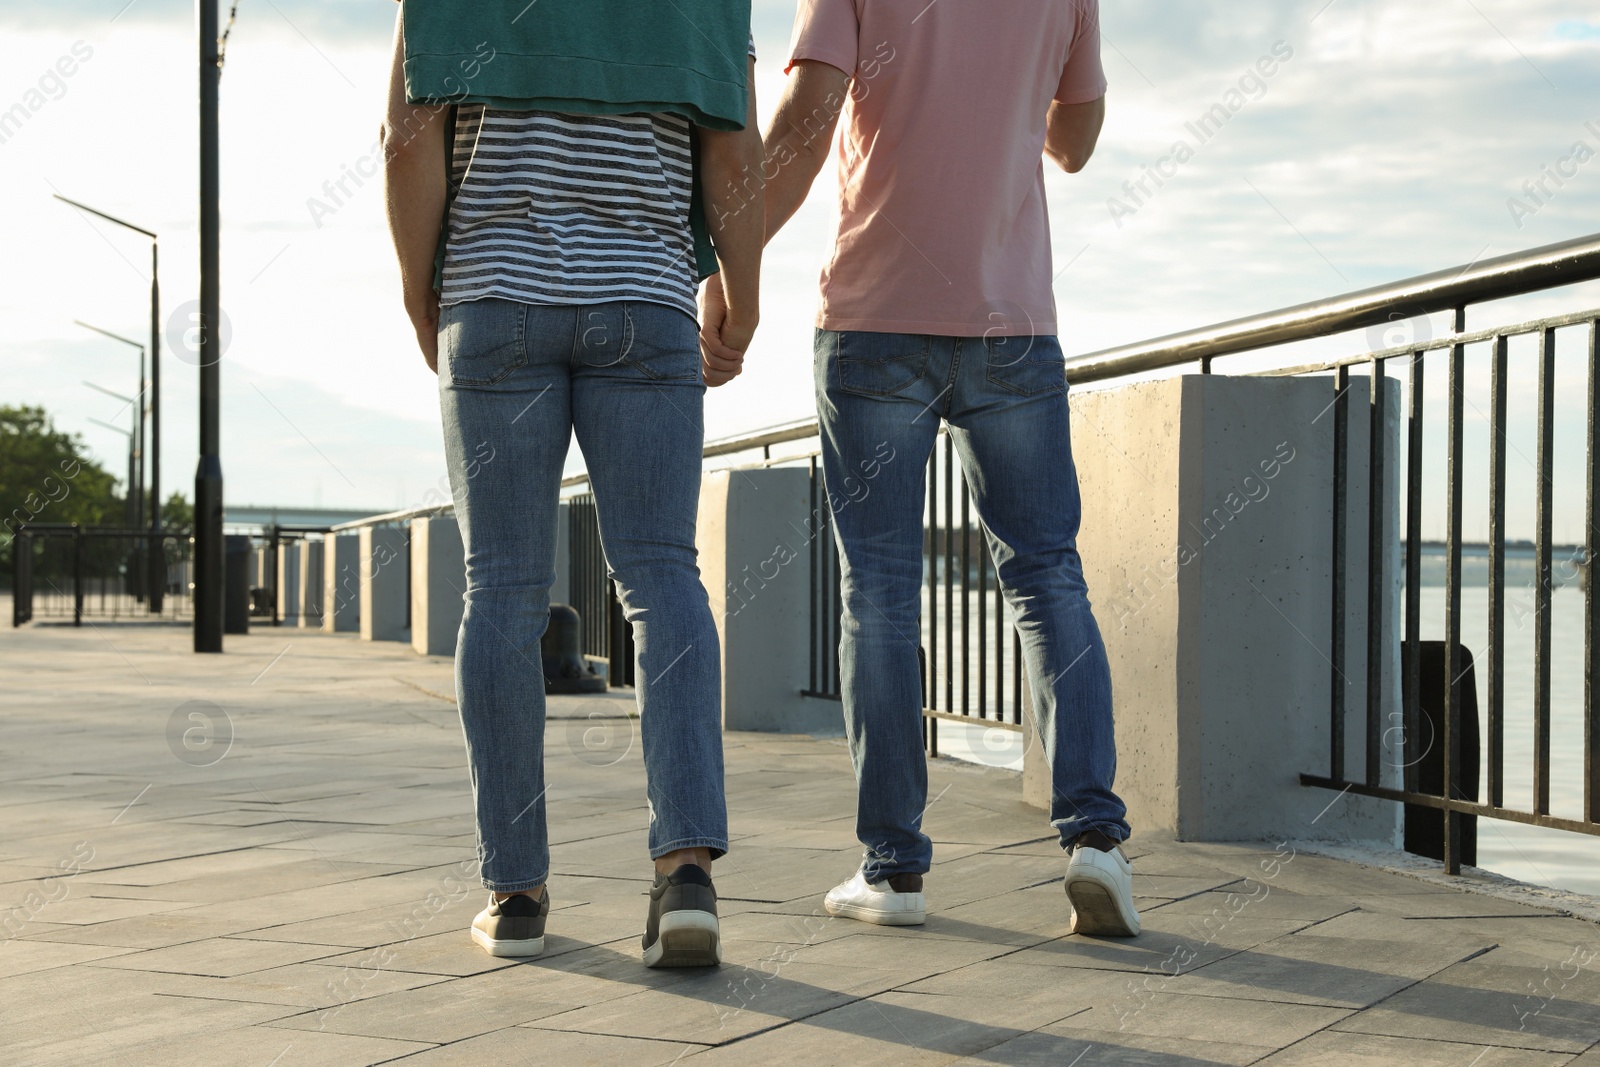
top-left (761, 61), bottom-right (848, 242)
top-left (700, 56), bottom-right (764, 323)
top-left (761, 128), bottom-right (827, 242)
top-left (707, 160), bottom-right (768, 321)
top-left (384, 145), bottom-right (447, 308)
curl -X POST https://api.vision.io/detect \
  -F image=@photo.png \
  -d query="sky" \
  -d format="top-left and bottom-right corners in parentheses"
top-left (3, 0), bottom-right (1600, 538)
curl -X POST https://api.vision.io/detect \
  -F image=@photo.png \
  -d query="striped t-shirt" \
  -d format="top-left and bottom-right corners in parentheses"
top-left (439, 106), bottom-right (699, 319)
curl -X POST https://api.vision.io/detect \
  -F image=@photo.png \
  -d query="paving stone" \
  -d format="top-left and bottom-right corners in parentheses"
top-left (955, 1024), bottom-right (1267, 1066)
top-left (18, 909), bottom-right (260, 949)
top-left (5, 967), bottom-right (305, 1063)
top-left (1005, 913), bottom-right (1312, 975)
top-left (160, 955), bottom-right (448, 1007)
top-left (1331, 946), bottom-right (1600, 1053)
top-left (90, 935), bottom-right (348, 977)
top-left (17, 894), bottom-right (201, 926)
top-left (772, 931), bottom-right (1014, 976)
top-left (101, 1027), bottom-right (436, 1067)
top-left (270, 969), bottom-right (585, 1044)
top-left (396, 1026), bottom-right (702, 1065)
top-left (0, 937), bottom-right (137, 979)
top-left (1066, 985), bottom-right (1351, 1048)
top-left (1254, 1031), bottom-right (1575, 1065)
top-left (526, 960), bottom-right (904, 1044)
top-left (900, 958), bottom-right (1131, 1008)
top-left (1167, 925), bottom-right (1488, 1008)
top-left (681, 990), bottom-right (1068, 1064)
top-left (1149, 887), bottom-right (1360, 923)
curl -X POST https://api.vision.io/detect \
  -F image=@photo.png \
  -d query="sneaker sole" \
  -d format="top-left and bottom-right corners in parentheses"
top-left (643, 909), bottom-right (721, 968)
top-left (470, 928), bottom-right (546, 957)
top-left (824, 897), bottom-right (925, 926)
top-left (1065, 871), bottom-right (1140, 937)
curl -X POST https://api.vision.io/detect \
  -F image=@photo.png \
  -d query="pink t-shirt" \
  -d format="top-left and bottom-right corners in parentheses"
top-left (788, 0), bottom-right (1105, 337)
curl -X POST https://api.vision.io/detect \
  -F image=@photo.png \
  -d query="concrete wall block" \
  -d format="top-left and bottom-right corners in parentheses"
top-left (276, 543), bottom-right (301, 626)
top-left (698, 467), bottom-right (845, 735)
top-left (297, 541), bottom-right (324, 629)
top-left (411, 515), bottom-right (465, 658)
top-left (552, 501), bottom-right (570, 608)
top-left (359, 525), bottom-right (409, 643)
top-left (324, 533), bottom-right (361, 633)
top-left (1073, 373), bottom-right (1401, 845)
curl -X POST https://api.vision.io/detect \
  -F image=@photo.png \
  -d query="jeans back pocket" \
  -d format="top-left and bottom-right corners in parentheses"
top-left (835, 332), bottom-right (932, 398)
top-left (442, 299), bottom-right (527, 388)
top-left (984, 334), bottom-right (1066, 398)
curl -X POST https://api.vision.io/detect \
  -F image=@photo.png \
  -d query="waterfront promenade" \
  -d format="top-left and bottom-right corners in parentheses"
top-left (3, 621), bottom-right (1600, 1065)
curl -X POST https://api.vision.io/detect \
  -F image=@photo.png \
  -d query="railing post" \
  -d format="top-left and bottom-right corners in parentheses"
top-left (11, 530), bottom-right (30, 627)
top-left (1442, 306), bottom-right (1466, 875)
top-left (268, 524), bottom-right (280, 627)
top-left (1589, 318), bottom-right (1600, 826)
top-left (72, 523), bottom-right (84, 627)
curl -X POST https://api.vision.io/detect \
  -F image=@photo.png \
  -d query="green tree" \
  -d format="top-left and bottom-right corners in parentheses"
top-left (157, 491), bottom-right (193, 529)
top-left (2, 406), bottom-right (122, 569)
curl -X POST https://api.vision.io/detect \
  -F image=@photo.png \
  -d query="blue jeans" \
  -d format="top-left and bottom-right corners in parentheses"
top-left (815, 328), bottom-right (1130, 881)
top-left (438, 298), bottom-right (727, 893)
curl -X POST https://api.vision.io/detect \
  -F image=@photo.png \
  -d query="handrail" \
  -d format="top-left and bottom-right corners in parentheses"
top-left (1063, 231), bottom-right (1600, 385)
top-left (329, 504), bottom-right (450, 532)
top-left (330, 231), bottom-right (1600, 529)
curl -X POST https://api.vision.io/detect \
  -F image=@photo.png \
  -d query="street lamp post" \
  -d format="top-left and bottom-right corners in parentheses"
top-left (75, 322), bottom-right (146, 531)
top-left (53, 196), bottom-right (162, 614)
top-left (86, 414), bottom-right (135, 530)
top-left (195, 0), bottom-right (224, 652)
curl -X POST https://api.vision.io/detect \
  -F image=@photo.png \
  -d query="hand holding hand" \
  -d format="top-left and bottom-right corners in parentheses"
top-left (699, 278), bottom-right (756, 387)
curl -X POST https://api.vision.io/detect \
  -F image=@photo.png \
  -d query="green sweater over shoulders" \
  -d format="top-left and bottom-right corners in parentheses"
top-left (402, 0), bottom-right (751, 130)
top-left (402, 0), bottom-right (752, 281)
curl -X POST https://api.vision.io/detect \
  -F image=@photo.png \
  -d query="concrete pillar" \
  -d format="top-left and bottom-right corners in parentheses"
top-left (359, 525), bottom-right (409, 643)
top-left (323, 533), bottom-right (361, 633)
top-left (410, 515), bottom-right (465, 657)
top-left (697, 467), bottom-right (844, 734)
top-left (1065, 373), bottom-right (1401, 844)
top-left (276, 541), bottom-right (301, 627)
top-left (551, 501), bottom-right (570, 607)
top-left (297, 540), bottom-right (324, 629)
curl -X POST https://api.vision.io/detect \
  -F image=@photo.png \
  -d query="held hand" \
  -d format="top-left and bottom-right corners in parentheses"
top-left (699, 279), bottom-right (752, 387)
top-left (407, 289), bottom-right (441, 374)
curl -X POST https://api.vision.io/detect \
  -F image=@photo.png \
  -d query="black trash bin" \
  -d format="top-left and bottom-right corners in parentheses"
top-left (543, 604), bottom-right (608, 693)
top-left (224, 535), bottom-right (251, 635)
top-left (1401, 641), bottom-right (1478, 866)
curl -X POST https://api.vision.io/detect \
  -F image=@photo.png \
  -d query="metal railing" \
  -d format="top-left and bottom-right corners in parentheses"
top-left (10, 524), bottom-right (193, 625)
top-left (566, 492), bottom-right (635, 686)
top-left (1066, 231), bottom-right (1600, 873)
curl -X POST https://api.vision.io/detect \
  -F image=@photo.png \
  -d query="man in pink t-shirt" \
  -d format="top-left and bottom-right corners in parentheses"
top-left (708, 0), bottom-right (1139, 935)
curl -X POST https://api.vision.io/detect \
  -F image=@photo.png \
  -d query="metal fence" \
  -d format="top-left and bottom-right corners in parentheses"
top-left (565, 492), bottom-right (635, 687)
top-left (1064, 231), bottom-right (1600, 873)
top-left (799, 440), bottom-right (1032, 759)
top-left (10, 525), bottom-right (192, 625)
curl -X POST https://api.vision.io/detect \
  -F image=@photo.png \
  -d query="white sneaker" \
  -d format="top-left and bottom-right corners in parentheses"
top-left (823, 870), bottom-right (925, 926)
top-left (1065, 842), bottom-right (1141, 936)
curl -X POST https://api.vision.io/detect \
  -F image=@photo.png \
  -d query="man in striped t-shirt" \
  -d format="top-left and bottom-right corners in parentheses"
top-left (383, 4), bottom-right (763, 968)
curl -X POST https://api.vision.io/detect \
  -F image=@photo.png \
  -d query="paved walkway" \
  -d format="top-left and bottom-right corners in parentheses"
top-left (3, 622), bottom-right (1600, 1065)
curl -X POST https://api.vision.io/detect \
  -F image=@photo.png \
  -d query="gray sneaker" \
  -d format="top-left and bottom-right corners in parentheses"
top-left (642, 864), bottom-right (720, 968)
top-left (470, 889), bottom-right (548, 957)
